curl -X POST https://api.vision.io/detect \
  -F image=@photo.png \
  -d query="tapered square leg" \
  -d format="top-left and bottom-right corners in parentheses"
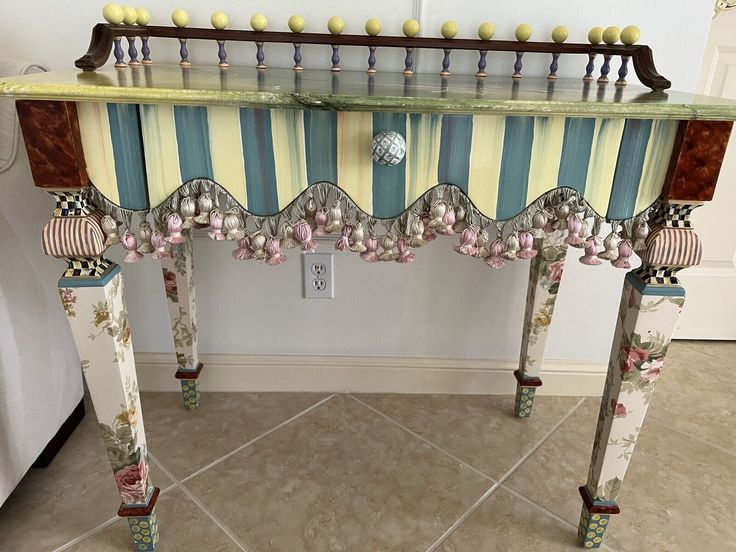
top-left (59, 263), bottom-right (160, 550)
top-left (515, 231), bottom-right (568, 417)
top-left (160, 233), bottom-right (202, 409)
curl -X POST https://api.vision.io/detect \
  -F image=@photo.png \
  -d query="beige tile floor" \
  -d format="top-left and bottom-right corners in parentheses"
top-left (0, 341), bottom-right (734, 552)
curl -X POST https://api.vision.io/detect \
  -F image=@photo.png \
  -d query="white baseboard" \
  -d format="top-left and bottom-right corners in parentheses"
top-left (135, 353), bottom-right (607, 397)
top-left (675, 261), bottom-right (736, 340)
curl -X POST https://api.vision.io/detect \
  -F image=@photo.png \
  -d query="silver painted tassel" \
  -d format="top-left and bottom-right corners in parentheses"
top-left (408, 218), bottom-right (425, 248)
top-left (476, 228), bottom-right (491, 258)
top-left (180, 197), bottom-right (197, 229)
top-left (379, 234), bottom-right (399, 261)
top-left (223, 210), bottom-right (245, 240)
top-left (502, 232), bottom-right (520, 260)
top-left (632, 220), bottom-right (649, 252)
top-left (250, 233), bottom-right (267, 260)
top-left (350, 221), bottom-right (367, 252)
top-left (194, 192), bottom-right (214, 224)
top-left (452, 205), bottom-right (467, 233)
top-left (530, 210), bottom-right (548, 239)
top-left (305, 197), bottom-right (317, 227)
top-left (325, 200), bottom-right (344, 233)
top-left (101, 214), bottom-right (121, 246)
top-left (598, 231), bottom-right (620, 261)
top-left (553, 202), bottom-right (570, 230)
top-left (137, 220), bottom-right (154, 254)
top-left (428, 201), bottom-right (447, 230)
top-left (280, 222), bottom-right (299, 249)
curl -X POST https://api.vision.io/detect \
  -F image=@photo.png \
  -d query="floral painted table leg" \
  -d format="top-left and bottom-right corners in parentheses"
top-left (514, 230), bottom-right (568, 418)
top-left (49, 211), bottom-right (160, 551)
top-left (159, 231), bottom-right (202, 409)
top-left (577, 201), bottom-right (700, 548)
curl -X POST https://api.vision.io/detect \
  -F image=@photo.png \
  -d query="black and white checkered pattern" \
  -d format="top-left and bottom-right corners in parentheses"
top-left (650, 203), bottom-right (697, 229)
top-left (63, 257), bottom-right (113, 278)
top-left (634, 265), bottom-right (681, 285)
top-left (51, 191), bottom-right (93, 218)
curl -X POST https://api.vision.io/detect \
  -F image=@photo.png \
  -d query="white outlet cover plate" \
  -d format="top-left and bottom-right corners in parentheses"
top-left (303, 252), bottom-right (334, 299)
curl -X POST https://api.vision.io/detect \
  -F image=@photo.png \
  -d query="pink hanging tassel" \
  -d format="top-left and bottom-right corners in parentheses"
top-left (454, 227), bottom-right (478, 256)
top-left (485, 239), bottom-right (506, 269)
top-left (122, 231), bottom-right (143, 263)
top-left (360, 236), bottom-right (380, 262)
top-left (435, 208), bottom-right (456, 235)
top-left (313, 208), bottom-right (329, 236)
top-left (232, 235), bottom-right (253, 260)
top-left (516, 231), bottom-right (538, 259)
top-left (612, 239), bottom-right (633, 269)
top-left (335, 224), bottom-right (352, 251)
top-left (580, 236), bottom-right (603, 265)
top-left (294, 220), bottom-right (316, 252)
top-left (208, 209), bottom-right (226, 240)
top-left (396, 238), bottom-right (415, 263)
top-left (265, 237), bottom-right (287, 266)
top-left (165, 213), bottom-right (187, 244)
top-left (564, 214), bottom-right (585, 246)
top-left (151, 230), bottom-right (172, 260)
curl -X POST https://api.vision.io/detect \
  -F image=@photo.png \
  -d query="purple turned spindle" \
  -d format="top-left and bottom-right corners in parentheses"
top-left (217, 41), bottom-right (228, 68)
top-left (476, 50), bottom-right (488, 78)
top-left (512, 52), bottom-right (524, 79)
top-left (583, 53), bottom-right (596, 81)
top-left (548, 53), bottom-right (560, 80)
top-left (255, 42), bottom-right (266, 69)
top-left (440, 49), bottom-right (452, 77)
top-left (178, 38), bottom-right (190, 67)
top-left (403, 48), bottom-right (414, 75)
top-left (127, 37), bottom-right (139, 66)
top-left (141, 37), bottom-right (151, 64)
top-left (616, 56), bottom-right (630, 86)
top-left (598, 54), bottom-right (612, 84)
top-left (367, 46), bottom-right (377, 74)
top-left (331, 45), bottom-right (341, 72)
top-left (293, 44), bottom-right (303, 71)
top-left (113, 37), bottom-right (126, 67)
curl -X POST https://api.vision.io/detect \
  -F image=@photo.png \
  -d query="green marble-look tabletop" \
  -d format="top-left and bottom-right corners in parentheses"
top-left (3, 65), bottom-right (736, 119)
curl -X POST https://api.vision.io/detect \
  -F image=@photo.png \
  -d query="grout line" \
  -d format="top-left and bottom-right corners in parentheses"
top-left (648, 417), bottom-right (736, 458)
top-left (424, 397), bottom-right (586, 551)
top-left (349, 394), bottom-right (496, 482)
top-left (180, 393), bottom-right (336, 484)
top-left (179, 483), bottom-right (252, 552)
top-left (52, 515), bottom-right (120, 552)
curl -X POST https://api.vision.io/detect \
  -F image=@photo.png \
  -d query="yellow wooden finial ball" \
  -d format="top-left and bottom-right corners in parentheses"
top-left (441, 20), bottom-right (458, 39)
top-left (602, 25), bottom-right (621, 45)
top-left (171, 9), bottom-right (189, 28)
top-left (402, 19), bottom-right (420, 38)
top-left (588, 26), bottom-right (604, 44)
top-left (210, 11), bottom-right (228, 30)
top-left (327, 16), bottom-right (345, 35)
top-left (250, 13), bottom-right (267, 31)
top-left (621, 25), bottom-right (641, 45)
top-left (122, 5), bottom-right (137, 25)
top-left (478, 22), bottom-right (495, 40)
top-left (515, 24), bottom-right (532, 42)
top-left (365, 18), bottom-right (381, 36)
top-left (551, 25), bottom-right (568, 43)
top-left (135, 8), bottom-right (150, 26)
top-left (288, 15), bottom-right (305, 33)
top-left (102, 3), bottom-right (125, 24)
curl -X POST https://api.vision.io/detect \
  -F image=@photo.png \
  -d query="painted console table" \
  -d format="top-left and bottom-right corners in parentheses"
top-left (4, 9), bottom-right (736, 550)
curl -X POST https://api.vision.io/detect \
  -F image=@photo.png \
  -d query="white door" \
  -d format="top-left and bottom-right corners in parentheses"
top-left (675, 7), bottom-right (736, 339)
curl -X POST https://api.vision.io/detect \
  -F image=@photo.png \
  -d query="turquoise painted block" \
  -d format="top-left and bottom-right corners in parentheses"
top-left (180, 379), bottom-right (200, 410)
top-left (127, 509), bottom-right (159, 551)
top-left (514, 385), bottom-right (537, 418)
top-left (577, 505), bottom-right (610, 549)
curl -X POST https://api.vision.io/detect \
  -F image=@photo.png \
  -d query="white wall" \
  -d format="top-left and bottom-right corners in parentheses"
top-left (0, 3), bottom-right (714, 382)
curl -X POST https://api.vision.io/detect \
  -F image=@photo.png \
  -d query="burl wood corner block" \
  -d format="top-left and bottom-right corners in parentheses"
top-left (16, 100), bottom-right (88, 189)
top-left (662, 120), bottom-right (733, 202)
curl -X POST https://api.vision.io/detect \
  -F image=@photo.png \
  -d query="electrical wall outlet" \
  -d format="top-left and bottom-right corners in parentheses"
top-left (303, 253), bottom-right (334, 299)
